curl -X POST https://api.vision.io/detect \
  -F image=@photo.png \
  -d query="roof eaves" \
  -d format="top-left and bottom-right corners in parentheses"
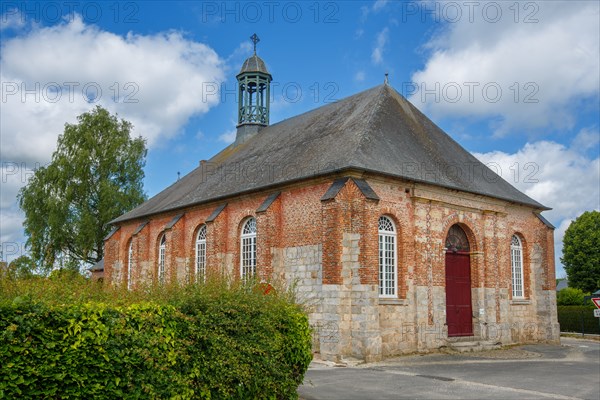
top-left (353, 166), bottom-right (549, 210)
top-left (109, 161), bottom-right (548, 225)
top-left (535, 212), bottom-right (555, 229)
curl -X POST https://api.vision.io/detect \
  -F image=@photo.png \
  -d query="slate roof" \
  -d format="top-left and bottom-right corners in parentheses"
top-left (555, 279), bottom-right (568, 291)
top-left (112, 84), bottom-right (547, 224)
top-left (90, 258), bottom-right (104, 272)
top-left (536, 213), bottom-right (555, 229)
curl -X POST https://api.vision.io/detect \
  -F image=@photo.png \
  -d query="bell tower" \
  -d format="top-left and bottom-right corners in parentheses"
top-left (236, 34), bottom-right (272, 142)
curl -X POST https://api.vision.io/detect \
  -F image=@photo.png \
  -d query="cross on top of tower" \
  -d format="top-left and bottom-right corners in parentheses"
top-left (250, 33), bottom-right (260, 54)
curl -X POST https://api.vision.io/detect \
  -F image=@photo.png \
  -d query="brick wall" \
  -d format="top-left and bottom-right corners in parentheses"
top-left (104, 173), bottom-right (559, 360)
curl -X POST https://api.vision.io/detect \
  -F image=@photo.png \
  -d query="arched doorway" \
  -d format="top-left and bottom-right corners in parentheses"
top-left (445, 224), bottom-right (473, 337)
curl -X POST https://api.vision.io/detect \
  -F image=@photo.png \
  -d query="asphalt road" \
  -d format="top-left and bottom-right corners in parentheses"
top-left (298, 337), bottom-right (600, 400)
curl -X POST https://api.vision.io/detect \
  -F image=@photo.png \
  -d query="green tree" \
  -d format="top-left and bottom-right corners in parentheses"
top-left (6, 255), bottom-right (36, 279)
top-left (18, 106), bottom-right (147, 272)
top-left (561, 210), bottom-right (600, 293)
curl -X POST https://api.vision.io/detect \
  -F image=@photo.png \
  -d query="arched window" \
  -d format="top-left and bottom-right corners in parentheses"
top-left (196, 225), bottom-right (207, 282)
top-left (240, 218), bottom-right (257, 280)
top-left (445, 224), bottom-right (470, 252)
top-left (158, 234), bottom-right (166, 284)
top-left (378, 216), bottom-right (397, 297)
top-left (127, 240), bottom-right (133, 290)
top-left (511, 235), bottom-right (524, 298)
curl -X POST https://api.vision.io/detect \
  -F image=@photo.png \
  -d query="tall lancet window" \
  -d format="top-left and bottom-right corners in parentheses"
top-left (127, 240), bottom-right (133, 290)
top-left (240, 218), bottom-right (257, 280)
top-left (511, 235), bottom-right (524, 298)
top-left (196, 225), bottom-right (207, 282)
top-left (378, 216), bottom-right (397, 297)
top-left (158, 234), bottom-right (166, 284)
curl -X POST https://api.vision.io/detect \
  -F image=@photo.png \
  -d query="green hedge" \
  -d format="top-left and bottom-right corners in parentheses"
top-left (0, 279), bottom-right (312, 399)
top-left (557, 305), bottom-right (600, 335)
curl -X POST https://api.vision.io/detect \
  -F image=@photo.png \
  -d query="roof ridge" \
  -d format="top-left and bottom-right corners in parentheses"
top-left (349, 85), bottom-right (388, 162)
top-left (267, 84), bottom-right (384, 130)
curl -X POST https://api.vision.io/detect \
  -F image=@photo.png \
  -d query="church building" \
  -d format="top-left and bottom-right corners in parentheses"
top-left (104, 36), bottom-right (559, 361)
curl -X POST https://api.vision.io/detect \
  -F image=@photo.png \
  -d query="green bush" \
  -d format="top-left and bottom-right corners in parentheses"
top-left (557, 306), bottom-right (600, 335)
top-left (0, 276), bottom-right (312, 399)
top-left (556, 287), bottom-right (589, 306)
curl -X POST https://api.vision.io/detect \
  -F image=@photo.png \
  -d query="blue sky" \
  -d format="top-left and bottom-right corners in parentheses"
top-left (1, 1), bottom-right (599, 277)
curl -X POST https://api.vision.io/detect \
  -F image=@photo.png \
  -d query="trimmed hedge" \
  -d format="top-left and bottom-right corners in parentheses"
top-left (0, 278), bottom-right (312, 399)
top-left (557, 305), bottom-right (600, 335)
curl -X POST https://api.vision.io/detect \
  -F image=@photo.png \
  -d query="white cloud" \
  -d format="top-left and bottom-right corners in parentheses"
top-left (226, 40), bottom-right (254, 76)
top-left (410, 1), bottom-right (600, 136)
top-left (0, 207), bottom-right (27, 261)
top-left (359, 0), bottom-right (392, 63)
top-left (362, 0), bottom-right (389, 19)
top-left (1, 15), bottom-right (226, 164)
top-left (228, 40), bottom-right (253, 62)
top-left (218, 129), bottom-right (236, 144)
top-left (571, 127), bottom-right (600, 152)
top-left (554, 218), bottom-right (575, 279)
top-left (354, 71), bottom-right (366, 82)
top-left (0, 162), bottom-right (34, 262)
top-left (473, 130), bottom-right (600, 275)
top-left (371, 27), bottom-right (389, 65)
top-left (0, 15), bottom-right (226, 262)
top-left (0, 9), bottom-right (26, 31)
top-left (372, 0), bottom-right (390, 13)
top-left (0, 162), bottom-right (38, 209)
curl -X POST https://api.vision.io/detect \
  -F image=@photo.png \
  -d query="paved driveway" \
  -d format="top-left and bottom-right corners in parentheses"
top-left (298, 337), bottom-right (600, 400)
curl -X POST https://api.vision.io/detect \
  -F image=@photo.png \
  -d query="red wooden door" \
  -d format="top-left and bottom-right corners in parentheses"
top-left (445, 252), bottom-right (473, 337)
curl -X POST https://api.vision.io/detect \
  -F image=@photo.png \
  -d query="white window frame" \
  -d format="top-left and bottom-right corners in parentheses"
top-left (158, 234), bottom-right (166, 284)
top-left (240, 218), bottom-right (257, 280)
top-left (127, 240), bottom-right (133, 290)
top-left (378, 216), bottom-right (397, 298)
top-left (195, 225), bottom-right (207, 282)
top-left (511, 235), bottom-right (524, 298)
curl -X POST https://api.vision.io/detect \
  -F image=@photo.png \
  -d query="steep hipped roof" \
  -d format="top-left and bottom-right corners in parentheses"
top-left (112, 84), bottom-right (546, 224)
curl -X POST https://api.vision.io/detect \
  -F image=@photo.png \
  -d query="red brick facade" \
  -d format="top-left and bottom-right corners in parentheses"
top-left (105, 173), bottom-right (559, 361)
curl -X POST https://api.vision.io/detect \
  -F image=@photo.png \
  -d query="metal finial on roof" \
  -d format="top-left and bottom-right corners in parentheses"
top-left (177, 171), bottom-right (181, 181)
top-left (250, 33), bottom-right (260, 54)
top-left (384, 72), bottom-right (389, 85)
